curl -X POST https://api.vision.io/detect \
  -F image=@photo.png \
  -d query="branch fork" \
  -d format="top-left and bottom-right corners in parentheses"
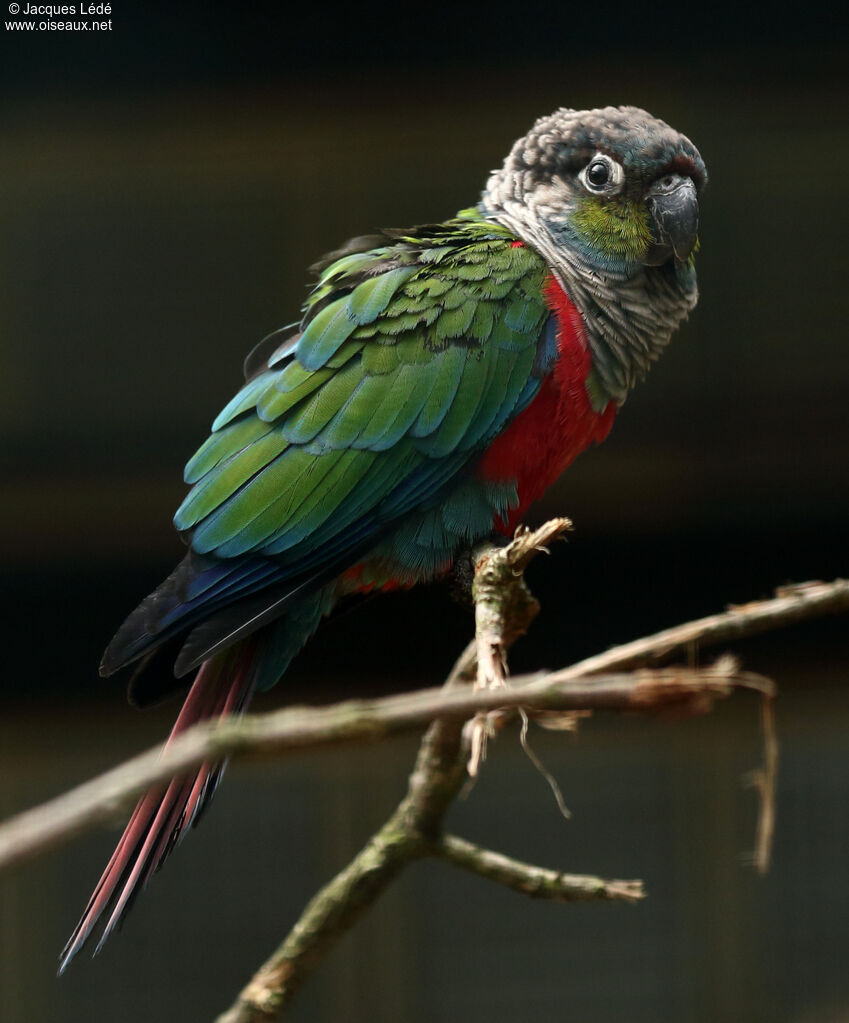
top-left (213, 523), bottom-right (793, 1020)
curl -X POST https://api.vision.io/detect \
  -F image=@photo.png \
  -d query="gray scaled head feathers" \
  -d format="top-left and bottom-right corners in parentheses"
top-left (481, 105), bottom-right (707, 404)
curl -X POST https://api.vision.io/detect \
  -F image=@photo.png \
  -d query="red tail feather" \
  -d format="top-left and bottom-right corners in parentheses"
top-left (59, 641), bottom-right (258, 972)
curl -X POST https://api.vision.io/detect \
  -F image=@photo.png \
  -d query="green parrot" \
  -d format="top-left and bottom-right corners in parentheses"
top-left (60, 105), bottom-right (705, 969)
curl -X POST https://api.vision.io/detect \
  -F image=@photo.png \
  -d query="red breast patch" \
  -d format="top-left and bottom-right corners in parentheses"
top-left (476, 275), bottom-right (615, 531)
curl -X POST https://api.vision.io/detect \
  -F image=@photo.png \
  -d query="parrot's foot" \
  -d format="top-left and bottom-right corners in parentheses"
top-left (448, 534), bottom-right (510, 608)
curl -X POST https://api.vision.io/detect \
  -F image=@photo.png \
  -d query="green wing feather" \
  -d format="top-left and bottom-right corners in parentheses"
top-left (174, 209), bottom-right (550, 579)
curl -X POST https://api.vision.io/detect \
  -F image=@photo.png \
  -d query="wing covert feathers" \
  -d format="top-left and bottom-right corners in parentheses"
top-left (174, 211), bottom-right (548, 570)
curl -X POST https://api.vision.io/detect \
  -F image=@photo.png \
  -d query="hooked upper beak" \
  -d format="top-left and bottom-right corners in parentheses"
top-left (643, 174), bottom-right (699, 266)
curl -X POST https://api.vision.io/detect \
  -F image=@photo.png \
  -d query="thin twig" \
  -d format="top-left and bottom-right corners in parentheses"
top-left (431, 834), bottom-right (644, 903)
top-left (748, 693), bottom-right (779, 873)
top-left (433, 577), bottom-right (849, 694)
top-left (559, 578), bottom-right (849, 678)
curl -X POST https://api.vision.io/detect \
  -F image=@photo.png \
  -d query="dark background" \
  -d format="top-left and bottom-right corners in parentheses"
top-left (1, 3), bottom-right (848, 1021)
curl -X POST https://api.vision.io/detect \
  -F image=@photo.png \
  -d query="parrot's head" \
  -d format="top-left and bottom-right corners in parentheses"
top-left (482, 105), bottom-right (706, 277)
top-left (482, 106), bottom-right (707, 403)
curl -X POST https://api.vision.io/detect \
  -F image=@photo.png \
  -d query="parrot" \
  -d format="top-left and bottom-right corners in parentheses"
top-left (59, 105), bottom-right (706, 970)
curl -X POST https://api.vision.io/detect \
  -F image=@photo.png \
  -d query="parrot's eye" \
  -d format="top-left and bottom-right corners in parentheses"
top-left (579, 154), bottom-right (624, 195)
top-left (587, 161), bottom-right (610, 186)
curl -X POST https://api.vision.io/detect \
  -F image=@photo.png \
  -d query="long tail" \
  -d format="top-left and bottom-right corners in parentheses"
top-left (58, 640), bottom-right (260, 972)
top-left (60, 585), bottom-right (335, 972)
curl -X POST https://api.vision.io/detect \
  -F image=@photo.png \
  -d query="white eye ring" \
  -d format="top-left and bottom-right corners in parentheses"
top-left (579, 153), bottom-right (625, 194)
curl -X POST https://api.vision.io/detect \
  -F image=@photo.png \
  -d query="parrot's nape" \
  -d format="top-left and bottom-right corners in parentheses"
top-left (60, 105), bottom-right (706, 970)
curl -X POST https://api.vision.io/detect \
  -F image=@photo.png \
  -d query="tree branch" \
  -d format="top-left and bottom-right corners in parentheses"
top-left (439, 578), bottom-right (849, 692)
top-left (216, 535), bottom-right (788, 1021)
top-left (217, 698), bottom-right (470, 1019)
top-left (4, 576), bottom-right (845, 875)
top-left (473, 518), bottom-right (571, 690)
top-left (215, 521), bottom-right (600, 1020)
top-left (1, 514), bottom-right (844, 1017)
top-left (469, 518), bottom-right (572, 773)
top-left (431, 834), bottom-right (645, 904)
top-left (558, 578), bottom-right (849, 678)
top-left (0, 661), bottom-right (769, 875)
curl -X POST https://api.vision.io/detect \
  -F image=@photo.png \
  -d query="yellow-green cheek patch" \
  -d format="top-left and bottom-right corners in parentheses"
top-left (573, 197), bottom-right (652, 260)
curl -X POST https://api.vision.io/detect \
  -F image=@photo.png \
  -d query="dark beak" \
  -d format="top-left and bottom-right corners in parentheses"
top-left (643, 174), bottom-right (699, 266)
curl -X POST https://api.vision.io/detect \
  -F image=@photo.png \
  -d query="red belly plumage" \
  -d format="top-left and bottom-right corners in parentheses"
top-left (476, 275), bottom-right (616, 531)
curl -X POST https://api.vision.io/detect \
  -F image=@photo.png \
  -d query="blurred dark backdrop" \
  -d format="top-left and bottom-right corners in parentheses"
top-left (1, 4), bottom-right (848, 1021)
